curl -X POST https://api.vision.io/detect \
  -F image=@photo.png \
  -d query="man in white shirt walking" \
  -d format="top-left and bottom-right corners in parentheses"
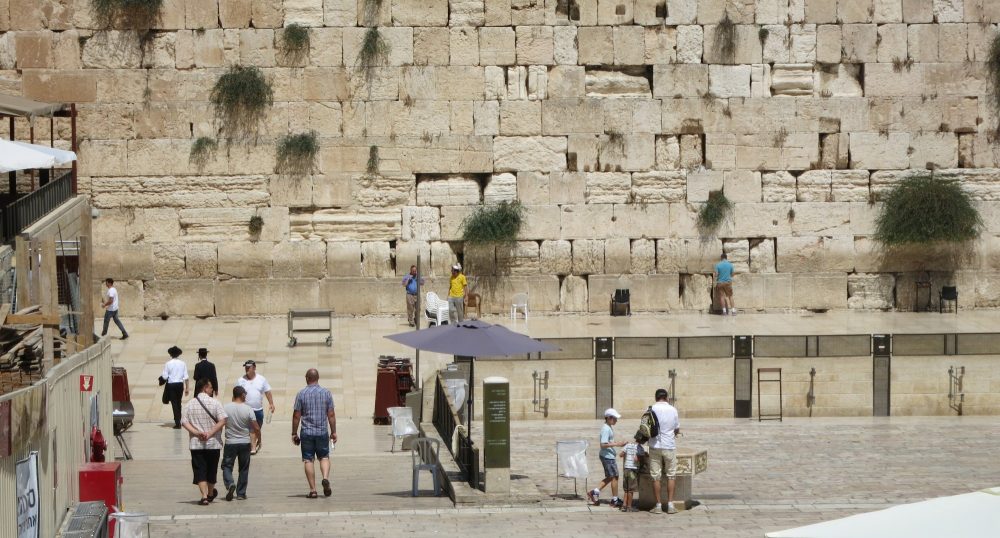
top-left (100, 278), bottom-right (129, 340)
top-left (161, 346), bottom-right (189, 429)
top-left (236, 360), bottom-right (274, 454)
top-left (648, 388), bottom-right (681, 514)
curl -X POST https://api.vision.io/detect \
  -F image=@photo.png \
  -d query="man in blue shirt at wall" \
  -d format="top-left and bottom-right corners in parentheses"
top-left (714, 253), bottom-right (736, 315)
top-left (402, 265), bottom-right (423, 327)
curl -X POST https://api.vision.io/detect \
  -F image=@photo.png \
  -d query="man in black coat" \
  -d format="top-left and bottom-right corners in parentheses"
top-left (193, 348), bottom-right (219, 397)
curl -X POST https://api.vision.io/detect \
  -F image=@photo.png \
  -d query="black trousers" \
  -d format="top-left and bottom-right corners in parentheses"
top-left (165, 382), bottom-right (184, 426)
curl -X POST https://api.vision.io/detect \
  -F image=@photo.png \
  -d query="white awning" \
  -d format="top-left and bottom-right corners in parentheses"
top-left (0, 139), bottom-right (77, 173)
top-left (767, 487), bottom-right (1000, 538)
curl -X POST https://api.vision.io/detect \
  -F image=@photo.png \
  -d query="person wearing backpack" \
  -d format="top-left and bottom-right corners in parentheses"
top-left (645, 388), bottom-right (680, 514)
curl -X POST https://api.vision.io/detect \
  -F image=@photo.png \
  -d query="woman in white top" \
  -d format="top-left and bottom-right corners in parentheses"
top-left (181, 378), bottom-right (227, 505)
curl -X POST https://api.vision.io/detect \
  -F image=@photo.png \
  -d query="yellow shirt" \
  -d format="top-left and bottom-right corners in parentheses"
top-left (449, 273), bottom-right (467, 298)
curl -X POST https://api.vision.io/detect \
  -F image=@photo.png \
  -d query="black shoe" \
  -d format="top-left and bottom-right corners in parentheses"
top-left (226, 485), bottom-right (236, 501)
top-left (120, 335), bottom-right (129, 340)
top-left (172, 424), bottom-right (181, 429)
top-left (236, 495), bottom-right (247, 500)
top-left (207, 488), bottom-right (218, 502)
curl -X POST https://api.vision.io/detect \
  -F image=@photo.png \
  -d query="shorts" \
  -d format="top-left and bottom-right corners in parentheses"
top-left (190, 449), bottom-right (221, 485)
top-left (648, 448), bottom-right (677, 480)
top-left (600, 457), bottom-right (619, 479)
top-left (300, 434), bottom-right (330, 461)
top-left (253, 409), bottom-right (264, 427)
top-left (623, 469), bottom-right (639, 492)
top-left (716, 282), bottom-right (733, 298)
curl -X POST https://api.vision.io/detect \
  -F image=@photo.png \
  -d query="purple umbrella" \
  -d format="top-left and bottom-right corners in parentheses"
top-left (384, 319), bottom-right (559, 356)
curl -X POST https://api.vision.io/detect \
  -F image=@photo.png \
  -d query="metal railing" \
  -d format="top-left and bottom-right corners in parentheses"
top-left (432, 373), bottom-right (481, 490)
top-left (948, 366), bottom-right (965, 415)
top-left (0, 171), bottom-right (73, 244)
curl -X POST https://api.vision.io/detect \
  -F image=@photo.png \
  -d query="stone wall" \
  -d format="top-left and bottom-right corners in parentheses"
top-left (5, 0), bottom-right (1000, 315)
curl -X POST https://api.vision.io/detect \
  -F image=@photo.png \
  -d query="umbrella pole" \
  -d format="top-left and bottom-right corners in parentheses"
top-left (415, 253), bottom-right (421, 390)
top-left (467, 357), bottom-right (475, 432)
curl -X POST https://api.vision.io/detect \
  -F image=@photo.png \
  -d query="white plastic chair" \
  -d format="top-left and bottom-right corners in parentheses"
top-left (555, 440), bottom-right (589, 497)
top-left (511, 292), bottom-right (529, 320)
top-left (388, 406), bottom-right (419, 452)
top-left (424, 291), bottom-right (450, 327)
top-left (412, 437), bottom-right (441, 497)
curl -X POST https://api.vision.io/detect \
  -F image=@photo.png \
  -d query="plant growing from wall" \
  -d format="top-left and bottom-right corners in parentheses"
top-left (600, 129), bottom-right (625, 163)
top-left (209, 65), bottom-right (274, 146)
top-left (697, 190), bottom-right (732, 236)
top-left (91, 0), bottom-right (163, 30)
top-left (188, 136), bottom-right (218, 172)
top-left (274, 131), bottom-right (319, 178)
top-left (248, 215), bottom-right (264, 238)
top-left (279, 23), bottom-right (310, 65)
top-left (713, 12), bottom-right (737, 64)
top-left (366, 145), bottom-right (380, 176)
top-left (987, 32), bottom-right (1000, 135)
top-left (873, 174), bottom-right (982, 246)
top-left (461, 201), bottom-right (525, 301)
top-left (356, 27), bottom-right (390, 76)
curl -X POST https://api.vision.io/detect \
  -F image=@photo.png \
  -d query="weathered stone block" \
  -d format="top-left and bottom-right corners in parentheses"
top-left (631, 171), bottom-right (685, 203)
top-left (484, 173), bottom-right (517, 204)
top-left (494, 136), bottom-right (567, 172)
top-left (770, 63), bottom-right (814, 96)
top-left (520, 205), bottom-right (562, 239)
top-left (361, 241), bottom-right (394, 278)
top-left (430, 241), bottom-right (457, 277)
top-left (153, 244), bottom-right (186, 279)
top-left (735, 202), bottom-right (793, 237)
top-left (603, 237), bottom-right (630, 274)
top-left (218, 279), bottom-right (320, 315)
top-left (910, 132), bottom-right (958, 169)
top-left (560, 275), bottom-right (588, 312)
top-left (630, 239), bottom-right (656, 274)
top-left (850, 133), bottom-right (910, 169)
top-left (656, 238), bottom-right (722, 273)
top-left (724, 170), bottom-right (762, 203)
top-left (326, 241), bottom-right (361, 277)
top-left (686, 170), bottom-right (724, 203)
top-left (572, 239), bottom-right (605, 274)
top-left (500, 100), bottom-right (541, 136)
top-left (184, 243), bottom-right (217, 278)
top-left (218, 241), bottom-right (273, 278)
top-left (94, 244), bottom-right (155, 280)
top-left (515, 25), bottom-right (553, 65)
top-left (589, 274), bottom-right (679, 312)
top-left (722, 238), bottom-right (750, 273)
top-left (539, 240), bottom-right (572, 275)
top-left (749, 238), bottom-right (776, 273)
top-left (577, 26), bottom-right (614, 65)
top-left (709, 65), bottom-right (751, 98)
top-left (777, 235), bottom-right (855, 272)
top-left (392, 0), bottom-right (447, 25)
top-left (584, 172), bottom-right (630, 204)
top-left (792, 273), bottom-right (848, 309)
top-left (272, 240), bottom-right (327, 278)
top-left (653, 64), bottom-right (709, 98)
top-left (848, 273), bottom-right (895, 309)
top-left (417, 176), bottom-right (481, 206)
top-left (144, 280), bottom-right (216, 318)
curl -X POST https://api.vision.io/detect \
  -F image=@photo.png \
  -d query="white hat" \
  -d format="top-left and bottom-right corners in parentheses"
top-left (604, 408), bottom-right (621, 419)
top-left (452, 263), bottom-right (462, 271)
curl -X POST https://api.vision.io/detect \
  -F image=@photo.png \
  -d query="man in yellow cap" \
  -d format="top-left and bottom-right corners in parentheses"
top-left (448, 264), bottom-right (467, 324)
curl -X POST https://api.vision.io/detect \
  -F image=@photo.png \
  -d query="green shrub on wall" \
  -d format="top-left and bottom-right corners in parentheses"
top-left (249, 215), bottom-right (264, 238)
top-left (987, 32), bottom-right (1000, 135)
top-left (697, 190), bottom-right (732, 236)
top-left (188, 136), bottom-right (218, 172)
top-left (209, 66), bottom-right (274, 146)
top-left (91, 0), bottom-right (163, 30)
top-left (461, 201), bottom-right (525, 245)
top-left (712, 11), bottom-right (737, 64)
top-left (280, 24), bottom-right (310, 65)
top-left (275, 131), bottom-right (319, 178)
top-left (874, 174), bottom-right (982, 246)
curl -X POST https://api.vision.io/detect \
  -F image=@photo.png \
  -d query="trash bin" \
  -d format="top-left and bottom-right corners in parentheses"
top-left (109, 512), bottom-right (149, 538)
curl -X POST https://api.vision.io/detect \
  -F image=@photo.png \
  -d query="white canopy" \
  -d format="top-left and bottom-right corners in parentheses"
top-left (0, 139), bottom-right (77, 173)
top-left (767, 487), bottom-right (1000, 538)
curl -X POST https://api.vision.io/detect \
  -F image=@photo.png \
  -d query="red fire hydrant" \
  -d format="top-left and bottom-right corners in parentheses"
top-left (90, 426), bottom-right (107, 462)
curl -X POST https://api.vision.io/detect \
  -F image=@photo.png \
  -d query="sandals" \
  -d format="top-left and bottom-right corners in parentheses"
top-left (322, 479), bottom-right (332, 497)
top-left (198, 498), bottom-right (210, 506)
top-left (307, 491), bottom-right (318, 499)
top-left (207, 488), bottom-right (219, 502)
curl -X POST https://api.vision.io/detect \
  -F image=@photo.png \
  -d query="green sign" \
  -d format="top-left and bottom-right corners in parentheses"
top-left (483, 378), bottom-right (510, 469)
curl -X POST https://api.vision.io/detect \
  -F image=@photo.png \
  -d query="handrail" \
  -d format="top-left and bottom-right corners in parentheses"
top-left (432, 373), bottom-right (481, 490)
top-left (0, 171), bottom-right (73, 244)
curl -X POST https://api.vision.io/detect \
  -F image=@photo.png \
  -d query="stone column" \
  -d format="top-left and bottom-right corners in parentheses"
top-left (483, 376), bottom-right (510, 495)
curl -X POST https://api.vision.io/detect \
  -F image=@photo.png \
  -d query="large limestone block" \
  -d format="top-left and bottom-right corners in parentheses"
top-left (585, 69), bottom-right (651, 98)
top-left (679, 273), bottom-right (712, 311)
top-left (484, 173), bottom-right (517, 204)
top-left (342, 27), bottom-right (413, 67)
top-left (541, 100), bottom-right (603, 135)
top-left (515, 26), bottom-right (554, 65)
top-left (463, 243), bottom-right (496, 276)
top-left (438, 205), bottom-right (475, 241)
top-left (850, 133), bottom-right (910, 169)
top-left (789, 202), bottom-right (850, 236)
top-left (763, 273), bottom-right (793, 308)
top-left (842, 24), bottom-right (877, 63)
top-left (185, 243), bottom-right (218, 278)
top-left (500, 100), bottom-right (541, 136)
top-left (220, 0), bottom-right (252, 27)
top-left (853, 237), bottom-right (973, 273)
top-left (631, 171), bottom-right (685, 203)
top-left (450, 27), bottom-right (479, 65)
top-left (153, 244), bottom-right (186, 279)
top-left (686, 170), bottom-right (724, 203)
top-left (547, 66), bottom-right (585, 97)
top-left (655, 136), bottom-right (680, 170)
top-left (496, 241), bottom-right (540, 275)
top-left (604, 237), bottom-right (631, 274)
top-left (776, 236), bottom-right (855, 272)
top-left (676, 24), bottom-right (703, 63)
top-left (734, 203), bottom-right (793, 237)
top-left (656, 238), bottom-right (722, 273)
top-left (94, 244), bottom-right (156, 280)
top-left (450, 0), bottom-right (485, 26)
top-left (560, 275), bottom-right (589, 312)
top-left (294, 209), bottom-right (401, 241)
top-left (253, 0), bottom-right (284, 26)
top-left (770, 64), bottom-right (813, 96)
top-left (412, 28), bottom-right (449, 65)
top-left (577, 26), bottom-right (614, 65)
top-left (792, 273), bottom-right (848, 310)
top-left (539, 240), bottom-right (572, 275)
top-left (589, 274), bottom-right (679, 312)
top-left (572, 239), bottom-right (605, 275)
top-left (272, 240), bottom-right (327, 278)
top-left (479, 26), bottom-right (515, 65)
top-left (520, 205), bottom-right (562, 239)
top-left (722, 239), bottom-right (750, 274)
top-left (612, 26), bottom-right (644, 65)
top-left (401, 206), bottom-right (441, 241)
top-left (815, 24), bottom-right (841, 63)
top-left (516, 171), bottom-right (549, 204)
top-left (144, 280), bottom-right (216, 318)
top-left (731, 273), bottom-right (764, 310)
top-left (559, 204), bottom-right (615, 239)
top-left (494, 136), bottom-right (567, 172)
top-left (653, 64), bottom-right (709, 98)
top-left (217, 279), bottom-right (320, 316)
top-left (643, 26), bottom-right (677, 64)
top-left (630, 239), bottom-right (656, 274)
top-left (395, 241), bottom-right (431, 276)
top-left (361, 241), bottom-right (394, 278)
top-left (910, 133), bottom-right (959, 169)
top-left (430, 241), bottom-right (458, 277)
top-left (218, 242), bottom-right (273, 278)
top-left (796, 170), bottom-right (832, 202)
top-left (723, 170), bottom-right (762, 203)
top-left (585, 172), bottom-right (630, 204)
top-left (92, 175), bottom-right (269, 210)
top-left (680, 135), bottom-right (703, 170)
top-left (416, 175), bottom-right (481, 206)
top-left (553, 26), bottom-right (577, 65)
top-left (831, 170), bottom-right (870, 202)
top-left (186, 0), bottom-right (221, 28)
top-left (392, 0), bottom-right (447, 25)
top-left (709, 65), bottom-right (751, 98)
top-left (877, 23), bottom-right (907, 62)
top-left (749, 238), bottom-right (776, 273)
top-left (848, 273), bottom-right (895, 309)
top-left (734, 132), bottom-right (820, 171)
top-left (318, 278), bottom-right (392, 314)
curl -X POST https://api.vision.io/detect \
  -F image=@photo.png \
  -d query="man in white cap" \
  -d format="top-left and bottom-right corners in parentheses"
top-left (236, 360), bottom-right (274, 454)
top-left (447, 263), bottom-right (468, 324)
top-left (588, 408), bottom-right (626, 507)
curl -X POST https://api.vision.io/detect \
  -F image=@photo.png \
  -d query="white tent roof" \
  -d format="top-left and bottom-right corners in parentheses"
top-left (0, 139), bottom-right (77, 173)
top-left (767, 487), bottom-right (1000, 538)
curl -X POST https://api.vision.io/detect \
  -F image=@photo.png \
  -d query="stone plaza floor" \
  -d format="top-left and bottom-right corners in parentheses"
top-left (106, 311), bottom-right (1000, 536)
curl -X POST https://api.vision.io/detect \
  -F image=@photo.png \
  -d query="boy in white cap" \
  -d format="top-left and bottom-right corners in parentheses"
top-left (588, 408), bottom-right (626, 507)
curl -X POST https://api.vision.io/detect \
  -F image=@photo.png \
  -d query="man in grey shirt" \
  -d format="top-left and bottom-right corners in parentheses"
top-left (221, 386), bottom-right (259, 501)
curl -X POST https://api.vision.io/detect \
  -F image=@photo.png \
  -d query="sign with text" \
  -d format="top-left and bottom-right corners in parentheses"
top-left (16, 451), bottom-right (39, 538)
top-left (482, 377), bottom-right (510, 469)
top-left (79, 375), bottom-right (94, 392)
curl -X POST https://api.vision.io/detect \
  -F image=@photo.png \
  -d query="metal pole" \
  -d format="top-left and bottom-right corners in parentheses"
top-left (467, 357), bottom-right (475, 432)
top-left (415, 253), bottom-right (421, 389)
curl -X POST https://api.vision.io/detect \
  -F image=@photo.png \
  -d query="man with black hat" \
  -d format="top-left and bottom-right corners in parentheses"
top-left (193, 348), bottom-right (219, 397)
top-left (236, 360), bottom-right (273, 453)
top-left (161, 346), bottom-right (189, 429)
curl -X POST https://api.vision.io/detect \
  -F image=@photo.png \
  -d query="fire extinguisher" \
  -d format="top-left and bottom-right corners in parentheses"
top-left (90, 426), bottom-right (107, 462)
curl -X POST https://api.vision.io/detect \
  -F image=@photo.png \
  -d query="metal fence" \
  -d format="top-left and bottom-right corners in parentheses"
top-left (0, 338), bottom-right (112, 538)
top-left (0, 171), bottom-right (73, 244)
top-left (432, 373), bottom-right (480, 490)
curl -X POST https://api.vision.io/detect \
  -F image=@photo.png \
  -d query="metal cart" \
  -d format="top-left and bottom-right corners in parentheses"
top-left (287, 308), bottom-right (334, 347)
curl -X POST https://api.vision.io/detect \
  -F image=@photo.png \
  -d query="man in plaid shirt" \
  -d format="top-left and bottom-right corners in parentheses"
top-left (292, 368), bottom-right (337, 498)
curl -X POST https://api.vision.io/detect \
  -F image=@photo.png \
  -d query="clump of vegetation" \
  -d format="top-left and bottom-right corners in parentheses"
top-left (697, 190), bottom-right (733, 235)
top-left (188, 137), bottom-right (218, 172)
top-left (280, 24), bottom-right (310, 65)
top-left (713, 11), bottom-right (737, 64)
top-left (987, 33), bottom-right (1000, 135)
top-left (357, 27), bottom-right (390, 71)
top-left (758, 27), bottom-right (769, 43)
top-left (91, 0), bottom-right (163, 30)
top-left (874, 174), bottom-right (982, 246)
top-left (461, 201), bottom-right (525, 245)
top-left (274, 131), bottom-right (319, 178)
top-left (209, 66), bottom-right (274, 145)
top-left (249, 215), bottom-right (264, 238)
top-left (892, 56), bottom-right (914, 73)
top-left (366, 145), bottom-right (380, 176)
top-left (600, 129), bottom-right (625, 162)
top-left (363, 0), bottom-right (384, 25)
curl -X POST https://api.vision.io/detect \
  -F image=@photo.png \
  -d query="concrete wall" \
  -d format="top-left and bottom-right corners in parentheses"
top-left (6, 0), bottom-right (1000, 315)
